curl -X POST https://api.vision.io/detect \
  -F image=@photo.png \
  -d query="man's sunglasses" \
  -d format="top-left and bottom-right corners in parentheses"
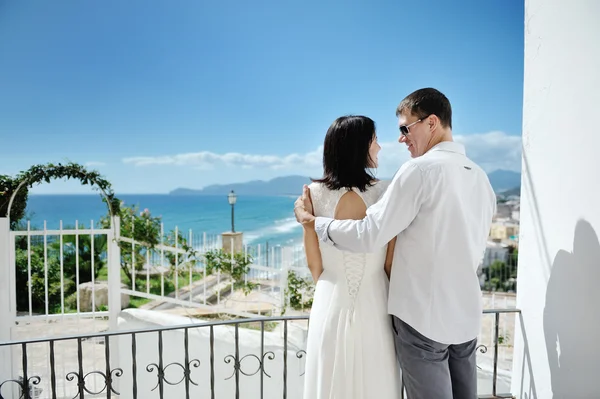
top-left (399, 115), bottom-right (430, 137)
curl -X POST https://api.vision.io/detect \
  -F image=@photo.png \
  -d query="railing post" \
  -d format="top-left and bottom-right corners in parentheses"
top-left (108, 216), bottom-right (121, 331)
top-left (280, 247), bottom-right (290, 315)
top-left (0, 217), bottom-right (16, 398)
top-left (107, 216), bottom-right (121, 396)
top-left (493, 311), bottom-right (500, 396)
top-left (230, 237), bottom-right (234, 299)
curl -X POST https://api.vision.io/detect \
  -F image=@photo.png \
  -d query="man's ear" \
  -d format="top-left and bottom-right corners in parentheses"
top-left (428, 114), bottom-right (439, 132)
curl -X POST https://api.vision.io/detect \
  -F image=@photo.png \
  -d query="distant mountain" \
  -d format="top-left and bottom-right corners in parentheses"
top-left (170, 170), bottom-right (522, 196)
top-left (487, 170), bottom-right (521, 193)
top-left (169, 175), bottom-right (313, 196)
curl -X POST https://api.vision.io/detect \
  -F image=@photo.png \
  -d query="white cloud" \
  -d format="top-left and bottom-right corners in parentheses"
top-left (123, 148), bottom-right (323, 171)
top-left (85, 161), bottom-right (106, 167)
top-left (122, 131), bottom-right (522, 177)
top-left (455, 131), bottom-right (522, 173)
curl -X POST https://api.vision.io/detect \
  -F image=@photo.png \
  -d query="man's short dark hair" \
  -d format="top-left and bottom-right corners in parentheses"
top-left (396, 88), bottom-right (452, 129)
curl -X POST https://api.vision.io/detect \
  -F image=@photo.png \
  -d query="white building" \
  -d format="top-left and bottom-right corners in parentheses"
top-left (482, 240), bottom-right (510, 268)
top-left (511, 204), bottom-right (520, 222)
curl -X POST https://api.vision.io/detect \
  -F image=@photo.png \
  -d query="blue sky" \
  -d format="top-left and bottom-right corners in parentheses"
top-left (0, 0), bottom-right (524, 194)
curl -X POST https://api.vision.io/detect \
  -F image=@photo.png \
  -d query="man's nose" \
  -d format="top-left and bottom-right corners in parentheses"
top-left (398, 134), bottom-right (407, 143)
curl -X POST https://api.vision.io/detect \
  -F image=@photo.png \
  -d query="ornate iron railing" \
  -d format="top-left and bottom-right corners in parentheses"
top-left (0, 309), bottom-right (518, 399)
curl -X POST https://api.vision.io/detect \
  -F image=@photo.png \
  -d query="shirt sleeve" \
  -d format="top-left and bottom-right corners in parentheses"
top-left (314, 162), bottom-right (425, 252)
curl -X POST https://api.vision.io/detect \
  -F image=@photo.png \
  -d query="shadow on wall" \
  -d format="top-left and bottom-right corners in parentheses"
top-left (544, 219), bottom-right (600, 398)
top-left (517, 312), bottom-right (538, 399)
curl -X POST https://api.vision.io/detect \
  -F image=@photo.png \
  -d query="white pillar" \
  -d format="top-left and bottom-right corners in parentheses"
top-left (0, 217), bottom-right (15, 398)
top-left (512, 1), bottom-right (600, 398)
top-left (280, 247), bottom-right (290, 314)
top-left (108, 216), bottom-right (121, 331)
top-left (221, 231), bottom-right (243, 254)
top-left (106, 216), bottom-right (122, 394)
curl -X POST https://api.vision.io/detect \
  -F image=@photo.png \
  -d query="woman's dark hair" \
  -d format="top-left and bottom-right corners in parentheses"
top-left (312, 115), bottom-right (377, 192)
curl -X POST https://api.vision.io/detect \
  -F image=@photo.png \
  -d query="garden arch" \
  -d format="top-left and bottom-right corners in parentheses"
top-left (1, 162), bottom-right (119, 226)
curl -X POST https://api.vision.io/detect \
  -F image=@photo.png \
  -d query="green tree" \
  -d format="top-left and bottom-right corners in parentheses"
top-left (98, 203), bottom-right (199, 291)
top-left (164, 227), bottom-right (199, 273)
top-left (483, 260), bottom-right (518, 292)
top-left (203, 249), bottom-right (256, 294)
top-left (507, 245), bottom-right (518, 268)
top-left (14, 240), bottom-right (75, 313)
top-left (100, 205), bottom-right (161, 285)
top-left (0, 175), bottom-right (29, 229)
top-left (59, 227), bottom-right (108, 282)
top-left (13, 223), bottom-right (108, 314)
top-left (6, 162), bottom-right (118, 313)
top-left (283, 270), bottom-right (314, 313)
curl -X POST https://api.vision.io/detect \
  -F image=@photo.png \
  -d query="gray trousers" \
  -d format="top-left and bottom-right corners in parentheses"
top-left (392, 316), bottom-right (478, 399)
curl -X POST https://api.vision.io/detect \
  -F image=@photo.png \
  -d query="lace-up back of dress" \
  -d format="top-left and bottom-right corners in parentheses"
top-left (308, 181), bottom-right (388, 302)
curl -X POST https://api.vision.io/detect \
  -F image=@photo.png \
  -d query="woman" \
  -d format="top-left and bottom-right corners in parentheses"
top-left (302, 115), bottom-right (401, 399)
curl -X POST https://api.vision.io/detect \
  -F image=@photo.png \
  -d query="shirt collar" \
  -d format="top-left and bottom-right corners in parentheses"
top-left (427, 141), bottom-right (466, 156)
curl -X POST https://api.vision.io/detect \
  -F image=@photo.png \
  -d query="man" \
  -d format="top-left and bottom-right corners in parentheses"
top-left (294, 88), bottom-right (496, 399)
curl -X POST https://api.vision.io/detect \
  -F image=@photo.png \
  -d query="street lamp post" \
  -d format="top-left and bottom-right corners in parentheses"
top-left (228, 190), bottom-right (237, 233)
top-left (222, 190), bottom-right (242, 255)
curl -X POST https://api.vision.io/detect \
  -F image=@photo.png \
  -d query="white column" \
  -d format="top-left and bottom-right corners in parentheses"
top-left (106, 216), bottom-right (122, 395)
top-left (108, 216), bottom-right (122, 331)
top-left (280, 247), bottom-right (290, 314)
top-left (0, 218), bottom-right (12, 338)
top-left (0, 217), bottom-right (15, 398)
top-left (512, 1), bottom-right (600, 398)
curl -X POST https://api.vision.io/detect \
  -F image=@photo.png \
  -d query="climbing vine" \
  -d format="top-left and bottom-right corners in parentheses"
top-left (0, 175), bottom-right (28, 228)
top-left (203, 249), bottom-right (257, 294)
top-left (0, 162), bottom-right (120, 227)
top-left (2, 162), bottom-right (121, 313)
top-left (283, 270), bottom-right (314, 314)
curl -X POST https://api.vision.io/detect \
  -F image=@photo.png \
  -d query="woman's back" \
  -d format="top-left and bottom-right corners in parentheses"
top-left (303, 180), bottom-right (401, 399)
top-left (308, 181), bottom-right (389, 284)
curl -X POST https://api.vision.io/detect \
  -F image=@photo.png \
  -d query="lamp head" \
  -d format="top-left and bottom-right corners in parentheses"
top-left (228, 190), bottom-right (237, 205)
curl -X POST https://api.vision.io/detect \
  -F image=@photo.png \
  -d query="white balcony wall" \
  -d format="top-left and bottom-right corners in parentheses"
top-left (512, 0), bottom-right (600, 398)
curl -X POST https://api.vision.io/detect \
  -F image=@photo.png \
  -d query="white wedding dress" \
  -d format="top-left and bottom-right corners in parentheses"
top-left (303, 181), bottom-right (402, 399)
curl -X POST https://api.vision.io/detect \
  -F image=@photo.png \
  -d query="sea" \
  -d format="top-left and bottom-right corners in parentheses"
top-left (23, 194), bottom-right (303, 248)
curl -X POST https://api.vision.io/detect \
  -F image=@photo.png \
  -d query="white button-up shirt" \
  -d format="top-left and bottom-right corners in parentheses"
top-left (314, 141), bottom-right (496, 344)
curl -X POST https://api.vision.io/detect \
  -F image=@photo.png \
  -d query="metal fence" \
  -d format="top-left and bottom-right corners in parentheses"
top-left (0, 309), bottom-right (519, 399)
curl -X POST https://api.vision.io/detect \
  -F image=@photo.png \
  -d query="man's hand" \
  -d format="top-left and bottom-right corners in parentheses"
top-left (294, 185), bottom-right (315, 228)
